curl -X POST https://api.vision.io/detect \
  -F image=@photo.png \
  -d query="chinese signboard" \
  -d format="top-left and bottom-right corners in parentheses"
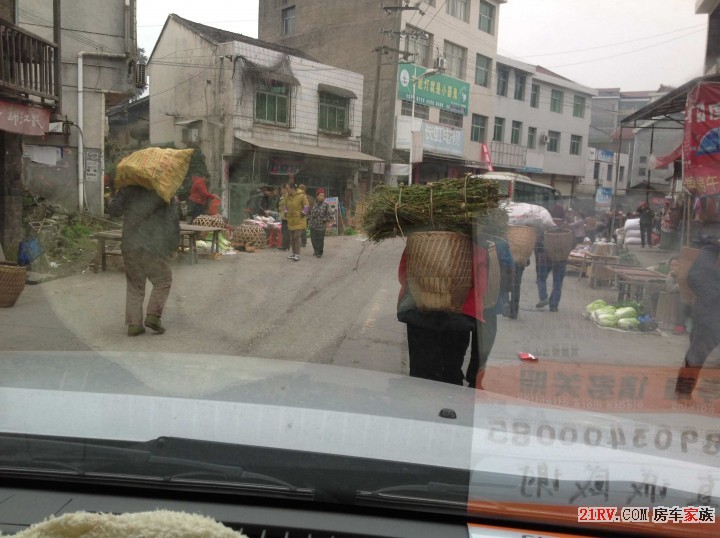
top-left (0, 99), bottom-right (51, 136)
top-left (683, 82), bottom-right (720, 196)
top-left (596, 187), bottom-right (613, 207)
top-left (396, 117), bottom-right (464, 158)
top-left (397, 64), bottom-right (470, 116)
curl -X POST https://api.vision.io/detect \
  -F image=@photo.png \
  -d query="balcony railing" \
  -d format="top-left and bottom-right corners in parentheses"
top-left (0, 17), bottom-right (59, 105)
top-left (490, 141), bottom-right (527, 169)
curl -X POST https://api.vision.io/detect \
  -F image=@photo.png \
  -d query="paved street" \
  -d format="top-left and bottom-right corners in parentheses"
top-left (2, 237), bottom-right (700, 375)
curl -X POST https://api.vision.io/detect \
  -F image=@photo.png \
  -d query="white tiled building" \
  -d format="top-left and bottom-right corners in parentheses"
top-left (490, 56), bottom-right (596, 197)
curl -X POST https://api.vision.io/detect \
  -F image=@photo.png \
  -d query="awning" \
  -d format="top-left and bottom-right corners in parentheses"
top-left (622, 74), bottom-right (720, 125)
top-left (318, 83), bottom-right (357, 100)
top-left (650, 144), bottom-right (682, 169)
top-left (236, 135), bottom-right (383, 162)
top-left (175, 118), bottom-right (202, 126)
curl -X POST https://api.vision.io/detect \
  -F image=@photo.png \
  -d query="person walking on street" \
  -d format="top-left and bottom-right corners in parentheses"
top-left (188, 176), bottom-right (216, 222)
top-left (637, 202), bottom-right (655, 248)
top-left (108, 185), bottom-right (180, 336)
top-left (535, 224), bottom-right (569, 312)
top-left (675, 240), bottom-right (720, 401)
top-left (278, 184), bottom-right (290, 251)
top-left (298, 184), bottom-right (309, 248)
top-left (283, 181), bottom-right (309, 261)
top-left (309, 188), bottom-right (333, 258)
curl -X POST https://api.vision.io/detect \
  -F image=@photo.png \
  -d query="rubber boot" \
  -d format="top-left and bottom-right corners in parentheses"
top-left (128, 325), bottom-right (146, 337)
top-left (145, 314), bottom-right (165, 334)
top-left (674, 361), bottom-right (700, 402)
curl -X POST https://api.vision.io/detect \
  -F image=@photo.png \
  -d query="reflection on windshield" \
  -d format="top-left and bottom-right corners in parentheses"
top-left (1, 0), bottom-right (720, 535)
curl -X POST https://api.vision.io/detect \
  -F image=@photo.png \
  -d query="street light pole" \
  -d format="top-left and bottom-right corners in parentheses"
top-left (408, 67), bottom-right (439, 185)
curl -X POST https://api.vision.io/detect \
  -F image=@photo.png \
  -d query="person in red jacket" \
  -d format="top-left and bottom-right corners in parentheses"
top-left (188, 176), bottom-right (216, 221)
top-left (397, 238), bottom-right (488, 385)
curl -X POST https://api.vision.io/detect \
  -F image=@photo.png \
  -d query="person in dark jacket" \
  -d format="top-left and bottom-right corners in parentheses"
top-left (308, 188), bottom-right (333, 258)
top-left (675, 241), bottom-right (720, 401)
top-left (637, 202), bottom-right (655, 248)
top-left (108, 186), bottom-right (180, 336)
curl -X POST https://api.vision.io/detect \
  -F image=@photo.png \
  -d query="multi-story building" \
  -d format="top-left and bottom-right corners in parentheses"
top-left (580, 148), bottom-right (630, 200)
top-left (16, 0), bottom-right (140, 216)
top-left (259, 0), bottom-right (506, 184)
top-left (697, 0), bottom-right (720, 75)
top-left (491, 56), bottom-right (596, 197)
top-left (149, 15), bottom-right (378, 223)
top-left (0, 0), bottom-right (59, 252)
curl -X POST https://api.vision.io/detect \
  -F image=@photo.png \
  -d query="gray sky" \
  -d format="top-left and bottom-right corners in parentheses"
top-left (138, 0), bottom-right (708, 91)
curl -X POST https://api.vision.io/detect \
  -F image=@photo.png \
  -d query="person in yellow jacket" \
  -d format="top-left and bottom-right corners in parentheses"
top-left (283, 181), bottom-right (309, 261)
top-left (278, 184), bottom-right (290, 251)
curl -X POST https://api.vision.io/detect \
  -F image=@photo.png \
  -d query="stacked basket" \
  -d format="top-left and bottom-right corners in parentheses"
top-left (406, 232), bottom-right (473, 313)
top-left (544, 228), bottom-right (574, 262)
top-left (0, 262), bottom-right (27, 308)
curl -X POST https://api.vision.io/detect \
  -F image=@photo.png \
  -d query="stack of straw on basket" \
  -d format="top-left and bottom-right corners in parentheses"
top-left (363, 177), bottom-right (507, 313)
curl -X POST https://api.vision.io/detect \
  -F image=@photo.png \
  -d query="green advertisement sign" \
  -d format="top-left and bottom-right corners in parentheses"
top-left (397, 64), bottom-right (470, 116)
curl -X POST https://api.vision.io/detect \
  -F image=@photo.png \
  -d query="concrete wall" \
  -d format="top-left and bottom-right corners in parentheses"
top-left (579, 148), bottom-right (629, 196)
top-left (629, 118), bottom-right (683, 190)
top-left (17, 0), bottom-right (137, 214)
top-left (258, 0), bottom-right (400, 163)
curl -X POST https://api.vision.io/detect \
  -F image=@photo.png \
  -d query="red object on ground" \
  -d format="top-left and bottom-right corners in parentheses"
top-left (518, 352), bottom-right (538, 362)
top-left (268, 227), bottom-right (281, 248)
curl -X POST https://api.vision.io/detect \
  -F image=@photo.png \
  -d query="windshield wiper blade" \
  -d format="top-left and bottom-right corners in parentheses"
top-left (356, 482), bottom-right (469, 509)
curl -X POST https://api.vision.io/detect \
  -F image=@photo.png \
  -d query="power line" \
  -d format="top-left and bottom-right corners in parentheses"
top-left (138, 18), bottom-right (257, 28)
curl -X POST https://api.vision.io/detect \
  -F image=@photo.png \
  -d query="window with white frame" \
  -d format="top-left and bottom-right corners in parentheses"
top-left (400, 100), bottom-right (429, 120)
top-left (406, 25), bottom-right (431, 67)
top-left (496, 66), bottom-right (509, 96)
top-left (439, 110), bottom-right (463, 128)
top-left (573, 95), bottom-right (586, 118)
top-left (570, 134), bottom-right (582, 155)
top-left (530, 84), bottom-right (540, 108)
top-left (550, 89), bottom-right (563, 113)
top-left (282, 6), bottom-right (296, 35)
top-left (447, 0), bottom-right (469, 22)
top-left (475, 54), bottom-right (491, 87)
top-left (318, 92), bottom-right (349, 134)
top-left (514, 72), bottom-right (526, 101)
top-left (255, 81), bottom-right (289, 125)
top-left (493, 117), bottom-right (505, 142)
top-left (479, 1), bottom-right (496, 34)
top-left (444, 41), bottom-right (467, 80)
top-left (548, 130), bottom-right (561, 152)
top-left (527, 126), bottom-right (537, 149)
top-left (471, 114), bottom-right (488, 143)
top-left (511, 121), bottom-right (523, 145)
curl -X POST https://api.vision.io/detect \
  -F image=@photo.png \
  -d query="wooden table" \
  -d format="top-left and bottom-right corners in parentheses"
top-left (606, 266), bottom-right (667, 304)
top-left (92, 223), bottom-right (224, 271)
top-left (586, 253), bottom-right (621, 288)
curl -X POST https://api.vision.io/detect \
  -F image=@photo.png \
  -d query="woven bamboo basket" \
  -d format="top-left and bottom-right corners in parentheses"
top-left (677, 246), bottom-right (700, 305)
top-left (236, 224), bottom-right (267, 248)
top-left (506, 225), bottom-right (536, 265)
top-left (544, 228), bottom-right (574, 262)
top-left (483, 242), bottom-right (501, 310)
top-left (192, 215), bottom-right (225, 228)
top-left (0, 262), bottom-right (27, 308)
top-left (406, 231), bottom-right (473, 313)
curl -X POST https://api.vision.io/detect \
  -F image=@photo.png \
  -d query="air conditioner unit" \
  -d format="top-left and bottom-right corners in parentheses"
top-left (135, 62), bottom-right (147, 89)
top-left (539, 133), bottom-right (549, 145)
top-left (434, 57), bottom-right (447, 71)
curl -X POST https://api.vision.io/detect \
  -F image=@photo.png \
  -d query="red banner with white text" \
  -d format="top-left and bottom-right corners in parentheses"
top-left (683, 82), bottom-right (720, 195)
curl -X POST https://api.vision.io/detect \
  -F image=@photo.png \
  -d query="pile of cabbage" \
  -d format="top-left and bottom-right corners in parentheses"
top-left (585, 299), bottom-right (640, 330)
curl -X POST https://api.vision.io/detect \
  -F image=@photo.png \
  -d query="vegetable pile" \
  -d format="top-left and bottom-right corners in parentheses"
top-left (361, 177), bottom-right (508, 242)
top-left (585, 300), bottom-right (646, 331)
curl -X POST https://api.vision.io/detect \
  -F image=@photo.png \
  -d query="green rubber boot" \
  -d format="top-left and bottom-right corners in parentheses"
top-left (145, 314), bottom-right (165, 334)
top-left (128, 325), bottom-right (146, 337)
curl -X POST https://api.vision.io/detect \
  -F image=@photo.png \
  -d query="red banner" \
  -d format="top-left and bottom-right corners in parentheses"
top-left (683, 82), bottom-right (720, 195)
top-left (0, 99), bottom-right (51, 136)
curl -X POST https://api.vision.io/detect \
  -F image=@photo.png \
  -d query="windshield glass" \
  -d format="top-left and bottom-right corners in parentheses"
top-left (2, 0), bottom-right (719, 536)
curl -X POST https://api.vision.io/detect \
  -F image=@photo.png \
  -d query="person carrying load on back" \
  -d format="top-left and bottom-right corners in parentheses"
top-left (188, 176), bottom-right (217, 221)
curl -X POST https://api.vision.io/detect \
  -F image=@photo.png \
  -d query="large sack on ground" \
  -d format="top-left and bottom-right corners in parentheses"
top-left (115, 148), bottom-right (194, 202)
top-left (624, 218), bottom-right (640, 231)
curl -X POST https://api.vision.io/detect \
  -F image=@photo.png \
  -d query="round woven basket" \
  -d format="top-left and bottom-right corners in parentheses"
top-left (192, 215), bottom-right (225, 228)
top-left (406, 231), bottom-right (473, 313)
top-left (483, 242), bottom-right (501, 310)
top-left (0, 262), bottom-right (27, 308)
top-left (236, 224), bottom-right (267, 248)
top-left (506, 225), bottom-right (536, 265)
top-left (544, 228), bottom-right (574, 262)
top-left (677, 246), bottom-right (700, 305)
